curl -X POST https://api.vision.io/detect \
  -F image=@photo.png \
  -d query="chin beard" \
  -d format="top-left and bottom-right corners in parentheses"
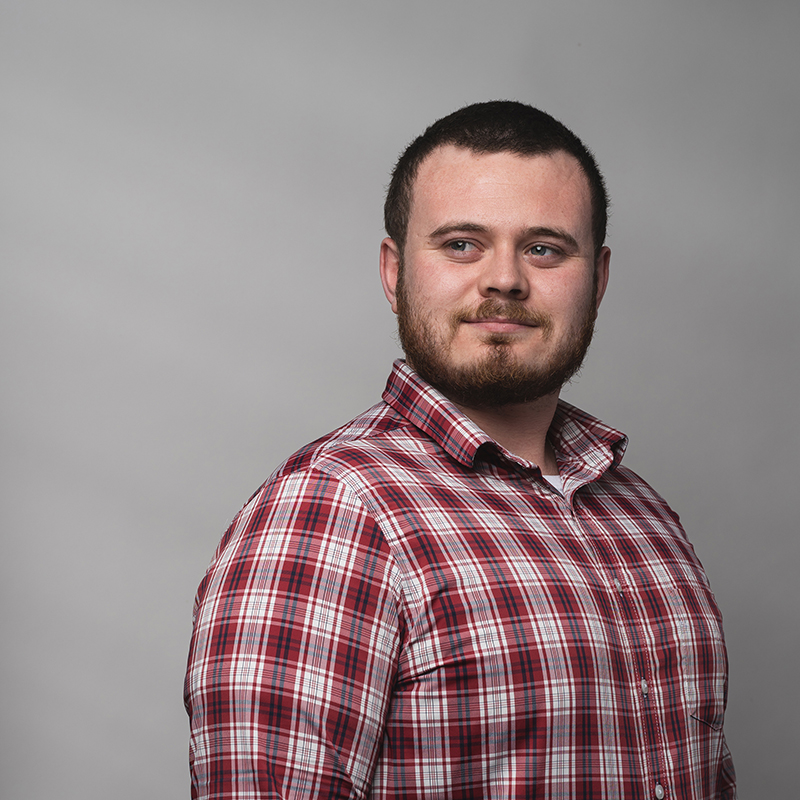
top-left (396, 289), bottom-right (597, 409)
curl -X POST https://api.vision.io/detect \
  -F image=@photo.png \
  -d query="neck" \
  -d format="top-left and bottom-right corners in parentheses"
top-left (452, 392), bottom-right (561, 473)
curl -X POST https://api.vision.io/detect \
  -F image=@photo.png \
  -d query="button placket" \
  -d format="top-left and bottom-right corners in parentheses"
top-left (572, 499), bottom-right (668, 796)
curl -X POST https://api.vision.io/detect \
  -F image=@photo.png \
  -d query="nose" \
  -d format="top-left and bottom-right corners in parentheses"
top-left (478, 246), bottom-right (530, 299)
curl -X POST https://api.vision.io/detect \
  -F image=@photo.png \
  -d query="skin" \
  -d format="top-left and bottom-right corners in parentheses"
top-left (380, 145), bottom-right (611, 471)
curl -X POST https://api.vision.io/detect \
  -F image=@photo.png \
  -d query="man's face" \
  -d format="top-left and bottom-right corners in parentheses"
top-left (380, 145), bottom-right (610, 408)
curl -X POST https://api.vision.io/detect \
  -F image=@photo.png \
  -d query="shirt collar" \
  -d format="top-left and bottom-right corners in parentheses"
top-left (382, 360), bottom-right (494, 467)
top-left (382, 359), bottom-right (628, 479)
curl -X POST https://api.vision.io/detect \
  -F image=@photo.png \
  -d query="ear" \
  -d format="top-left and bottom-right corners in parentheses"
top-left (593, 246), bottom-right (611, 310)
top-left (380, 237), bottom-right (401, 314)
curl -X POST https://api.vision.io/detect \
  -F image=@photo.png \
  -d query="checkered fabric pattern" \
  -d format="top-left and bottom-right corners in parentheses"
top-left (185, 360), bottom-right (735, 799)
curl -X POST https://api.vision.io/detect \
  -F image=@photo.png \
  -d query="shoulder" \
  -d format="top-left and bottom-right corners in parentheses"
top-left (584, 463), bottom-right (688, 542)
top-left (263, 400), bottom-right (445, 508)
top-left (275, 401), bottom-right (422, 476)
top-left (194, 405), bottom-right (417, 613)
top-left (204, 402), bottom-right (430, 575)
top-left (600, 464), bottom-right (673, 500)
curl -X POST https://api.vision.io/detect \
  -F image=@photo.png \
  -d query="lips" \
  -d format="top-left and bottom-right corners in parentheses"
top-left (463, 299), bottom-right (549, 326)
top-left (467, 316), bottom-right (538, 327)
top-left (464, 318), bottom-right (537, 335)
top-left (452, 298), bottom-right (554, 338)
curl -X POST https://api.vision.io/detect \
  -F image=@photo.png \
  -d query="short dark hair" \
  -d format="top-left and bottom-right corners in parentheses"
top-left (384, 100), bottom-right (609, 258)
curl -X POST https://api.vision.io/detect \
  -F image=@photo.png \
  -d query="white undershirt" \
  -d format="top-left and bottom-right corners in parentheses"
top-left (542, 474), bottom-right (564, 493)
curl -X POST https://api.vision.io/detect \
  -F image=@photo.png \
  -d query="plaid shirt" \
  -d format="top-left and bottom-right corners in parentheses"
top-left (185, 360), bottom-right (735, 799)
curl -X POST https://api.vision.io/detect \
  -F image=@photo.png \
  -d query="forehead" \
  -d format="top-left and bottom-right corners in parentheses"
top-left (409, 145), bottom-right (593, 240)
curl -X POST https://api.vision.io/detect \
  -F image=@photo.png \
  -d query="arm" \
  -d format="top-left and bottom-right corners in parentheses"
top-left (185, 468), bottom-right (402, 799)
top-left (718, 735), bottom-right (737, 799)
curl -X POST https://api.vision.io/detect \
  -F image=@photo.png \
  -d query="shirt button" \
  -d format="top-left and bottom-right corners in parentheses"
top-left (655, 783), bottom-right (666, 799)
top-left (641, 679), bottom-right (649, 696)
top-left (614, 579), bottom-right (622, 592)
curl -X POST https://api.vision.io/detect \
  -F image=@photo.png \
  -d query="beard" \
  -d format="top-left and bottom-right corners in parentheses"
top-left (396, 276), bottom-right (598, 409)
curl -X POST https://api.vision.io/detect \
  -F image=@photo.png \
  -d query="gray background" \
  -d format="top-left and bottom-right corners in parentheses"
top-left (3, 1), bottom-right (798, 797)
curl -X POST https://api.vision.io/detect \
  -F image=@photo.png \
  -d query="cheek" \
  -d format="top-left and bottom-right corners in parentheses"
top-left (406, 269), bottom-right (470, 311)
top-left (542, 275), bottom-right (596, 317)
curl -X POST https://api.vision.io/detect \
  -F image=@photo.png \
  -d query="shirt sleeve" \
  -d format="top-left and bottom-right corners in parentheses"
top-left (718, 735), bottom-right (737, 799)
top-left (185, 467), bottom-right (403, 800)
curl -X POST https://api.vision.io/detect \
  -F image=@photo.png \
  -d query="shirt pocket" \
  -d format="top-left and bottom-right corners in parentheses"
top-left (678, 615), bottom-right (728, 731)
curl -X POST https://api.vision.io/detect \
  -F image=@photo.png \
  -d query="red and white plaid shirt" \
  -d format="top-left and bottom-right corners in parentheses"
top-left (185, 360), bottom-right (735, 799)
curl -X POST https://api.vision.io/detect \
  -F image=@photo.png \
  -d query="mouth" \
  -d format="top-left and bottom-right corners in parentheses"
top-left (463, 317), bottom-right (538, 333)
top-left (453, 299), bottom-right (553, 337)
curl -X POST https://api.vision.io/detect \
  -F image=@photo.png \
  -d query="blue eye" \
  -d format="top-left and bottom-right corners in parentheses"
top-left (448, 240), bottom-right (476, 252)
top-left (529, 244), bottom-right (556, 257)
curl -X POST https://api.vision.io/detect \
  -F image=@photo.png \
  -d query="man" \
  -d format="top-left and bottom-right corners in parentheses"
top-left (185, 101), bottom-right (735, 799)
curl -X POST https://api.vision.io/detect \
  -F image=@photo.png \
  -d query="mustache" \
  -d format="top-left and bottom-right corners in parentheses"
top-left (455, 299), bottom-right (553, 329)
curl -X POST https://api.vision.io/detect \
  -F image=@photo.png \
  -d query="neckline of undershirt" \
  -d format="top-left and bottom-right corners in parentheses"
top-left (542, 474), bottom-right (563, 492)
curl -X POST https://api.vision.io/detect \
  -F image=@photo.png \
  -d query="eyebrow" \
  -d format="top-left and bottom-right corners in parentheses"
top-left (428, 222), bottom-right (580, 252)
